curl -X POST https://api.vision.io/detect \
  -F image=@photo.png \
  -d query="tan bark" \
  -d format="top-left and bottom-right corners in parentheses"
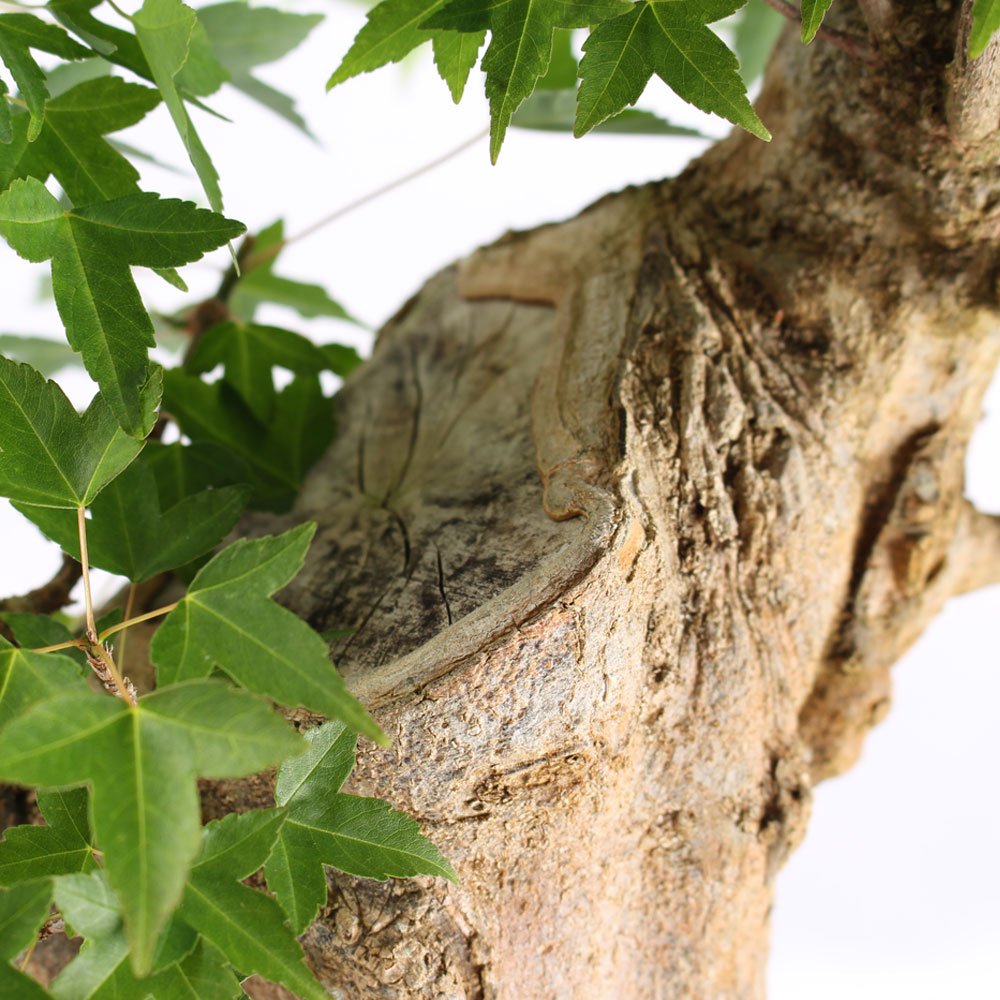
top-left (17, 2), bottom-right (1000, 997)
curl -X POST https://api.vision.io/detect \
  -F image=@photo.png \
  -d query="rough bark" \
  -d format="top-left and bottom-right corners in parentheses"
top-left (227, 4), bottom-right (1000, 998)
top-left (18, 2), bottom-right (1000, 997)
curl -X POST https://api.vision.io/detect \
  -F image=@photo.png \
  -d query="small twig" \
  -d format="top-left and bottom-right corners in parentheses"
top-left (98, 601), bottom-right (179, 642)
top-left (87, 642), bottom-right (137, 707)
top-left (77, 507), bottom-right (97, 642)
top-left (241, 128), bottom-right (489, 274)
top-left (761, 0), bottom-right (876, 60)
top-left (30, 639), bottom-right (82, 655)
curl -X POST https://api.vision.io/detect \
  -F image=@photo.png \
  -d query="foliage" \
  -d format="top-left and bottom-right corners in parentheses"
top-left (0, 0), bottom-right (994, 995)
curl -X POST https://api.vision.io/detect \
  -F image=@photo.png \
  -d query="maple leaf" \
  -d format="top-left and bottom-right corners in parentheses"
top-left (266, 721), bottom-right (456, 932)
top-left (0, 787), bottom-right (96, 887)
top-left (0, 13), bottom-right (89, 141)
top-left (433, 30), bottom-right (486, 102)
top-left (424, 0), bottom-right (633, 161)
top-left (0, 355), bottom-right (150, 507)
top-left (0, 681), bottom-right (303, 973)
top-left (16, 450), bottom-right (249, 583)
top-left (151, 524), bottom-right (386, 744)
top-left (52, 870), bottom-right (243, 1000)
top-left (0, 177), bottom-right (243, 436)
top-left (179, 810), bottom-right (328, 1000)
top-left (576, 0), bottom-right (769, 141)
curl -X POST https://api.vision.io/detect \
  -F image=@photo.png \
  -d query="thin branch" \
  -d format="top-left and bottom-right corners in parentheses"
top-left (88, 643), bottom-right (136, 707)
top-left (241, 127), bottom-right (489, 273)
top-left (761, 0), bottom-right (876, 60)
top-left (30, 639), bottom-right (82, 655)
top-left (77, 507), bottom-right (97, 642)
top-left (98, 601), bottom-right (179, 641)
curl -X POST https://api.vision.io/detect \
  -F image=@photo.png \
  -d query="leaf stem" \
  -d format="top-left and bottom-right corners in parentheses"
top-left (241, 127), bottom-right (489, 272)
top-left (30, 639), bottom-right (82, 654)
top-left (77, 506), bottom-right (97, 643)
top-left (98, 601), bottom-right (179, 641)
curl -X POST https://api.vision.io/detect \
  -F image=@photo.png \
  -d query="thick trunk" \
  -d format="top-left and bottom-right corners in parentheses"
top-left (230, 5), bottom-right (1000, 998)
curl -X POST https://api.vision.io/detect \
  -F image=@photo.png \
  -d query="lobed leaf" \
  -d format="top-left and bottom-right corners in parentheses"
top-left (151, 524), bottom-right (386, 743)
top-left (0, 682), bottom-right (302, 973)
top-left (180, 811), bottom-right (328, 1000)
top-left (0, 177), bottom-right (242, 435)
top-left (0, 355), bottom-right (148, 507)
top-left (576, 0), bottom-right (768, 141)
top-left (0, 787), bottom-right (96, 887)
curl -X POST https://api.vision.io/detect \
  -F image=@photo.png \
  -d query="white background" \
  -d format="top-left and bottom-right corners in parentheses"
top-left (0, 6), bottom-right (997, 997)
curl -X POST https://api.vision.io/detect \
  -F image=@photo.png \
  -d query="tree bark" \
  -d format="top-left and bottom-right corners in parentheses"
top-left (226, 4), bottom-right (1000, 997)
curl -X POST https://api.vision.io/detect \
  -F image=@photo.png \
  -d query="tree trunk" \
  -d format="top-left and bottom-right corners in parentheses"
top-left (38, 2), bottom-right (1000, 997)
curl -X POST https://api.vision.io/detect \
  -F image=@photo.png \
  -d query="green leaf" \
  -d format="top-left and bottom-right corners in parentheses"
top-left (266, 721), bottom-right (455, 932)
top-left (426, 0), bottom-right (633, 161)
top-left (0, 962), bottom-right (52, 997)
top-left (0, 355), bottom-right (147, 507)
top-left (0, 14), bottom-right (89, 141)
top-left (0, 636), bottom-right (87, 729)
top-left (151, 525), bottom-right (386, 744)
top-left (180, 810), bottom-right (328, 1000)
top-left (16, 451), bottom-right (249, 582)
top-left (0, 614), bottom-right (87, 669)
top-left (800, 0), bottom-right (835, 43)
top-left (49, 1), bottom-right (152, 78)
top-left (0, 79), bottom-right (11, 145)
top-left (0, 681), bottom-right (302, 973)
top-left (133, 0), bottom-right (226, 212)
top-left (185, 321), bottom-right (340, 423)
top-left (0, 879), bottom-right (52, 959)
top-left (0, 787), bottom-right (96, 887)
top-left (0, 177), bottom-right (243, 435)
top-left (971, 0), bottom-right (1000, 57)
top-left (162, 370), bottom-right (334, 512)
top-left (328, 0), bottom-right (448, 89)
top-left (432, 30), bottom-right (486, 102)
top-left (576, 0), bottom-right (769, 141)
top-left (231, 221), bottom-right (357, 323)
top-left (732, 0), bottom-right (783, 84)
top-left (0, 335), bottom-right (82, 377)
top-left (22, 77), bottom-right (160, 205)
top-left (142, 441), bottom-right (249, 510)
top-left (198, 2), bottom-right (323, 134)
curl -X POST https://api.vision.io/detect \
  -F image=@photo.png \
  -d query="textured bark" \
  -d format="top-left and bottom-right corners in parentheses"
top-left (230, 4), bottom-right (1000, 998)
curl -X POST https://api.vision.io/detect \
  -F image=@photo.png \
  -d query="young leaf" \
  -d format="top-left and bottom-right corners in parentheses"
top-left (800, 0), bottom-right (835, 43)
top-left (0, 787), bottom-right (96, 887)
top-left (231, 221), bottom-right (357, 323)
top-left (265, 721), bottom-right (455, 933)
top-left (133, 0), bottom-right (227, 212)
top-left (0, 636), bottom-right (88, 728)
top-left (0, 178), bottom-right (243, 435)
top-left (971, 0), bottom-right (1000, 57)
top-left (328, 0), bottom-right (448, 90)
top-left (0, 681), bottom-right (303, 973)
top-left (0, 14), bottom-right (89, 141)
top-left (162, 370), bottom-right (334, 511)
top-left (16, 452), bottom-right (249, 583)
top-left (21, 77), bottom-right (160, 205)
top-left (432, 30), bottom-right (486, 103)
top-left (576, 0), bottom-right (769, 141)
top-left (0, 355), bottom-right (148, 508)
top-left (151, 524), bottom-right (386, 744)
top-left (179, 810), bottom-right (329, 1000)
top-left (185, 321), bottom-right (340, 423)
top-left (198, 2), bottom-right (323, 134)
top-left (425, 0), bottom-right (633, 161)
